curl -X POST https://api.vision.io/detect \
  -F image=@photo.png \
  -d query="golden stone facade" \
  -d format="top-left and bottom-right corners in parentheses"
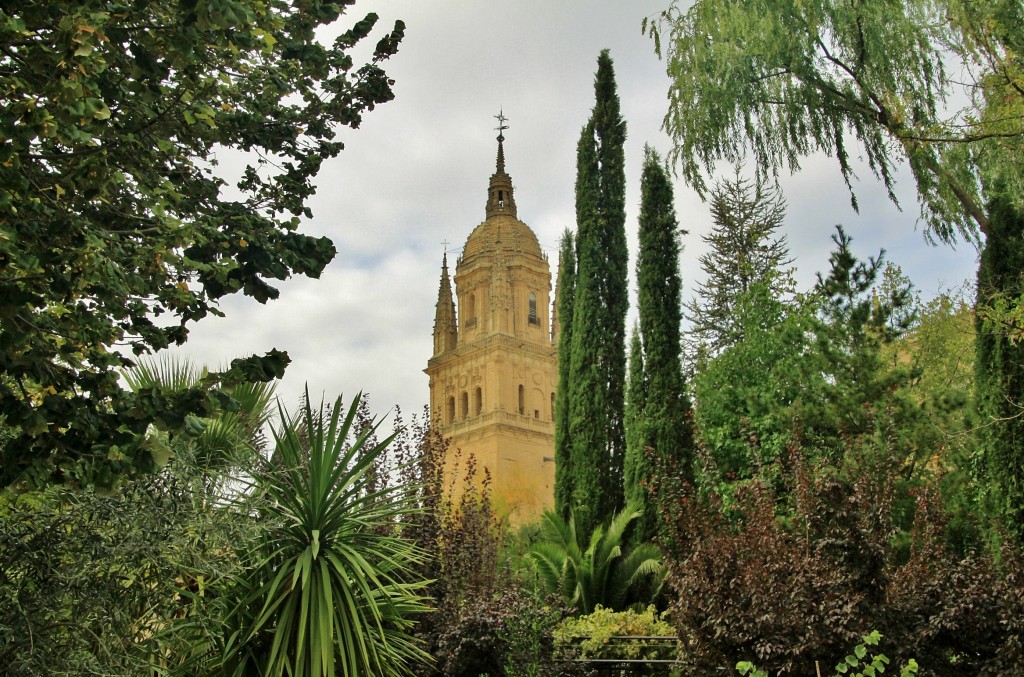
top-left (425, 130), bottom-right (557, 525)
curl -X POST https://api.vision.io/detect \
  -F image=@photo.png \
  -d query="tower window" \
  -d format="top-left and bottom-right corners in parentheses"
top-left (460, 391), bottom-right (469, 420)
top-left (498, 190), bottom-right (504, 207)
top-left (447, 397), bottom-right (455, 424)
top-left (528, 292), bottom-right (538, 325)
top-left (474, 387), bottom-right (482, 416)
top-left (518, 385), bottom-right (525, 415)
top-left (465, 293), bottom-right (476, 328)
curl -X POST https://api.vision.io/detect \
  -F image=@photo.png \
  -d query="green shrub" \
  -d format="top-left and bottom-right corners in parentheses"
top-left (553, 605), bottom-right (677, 665)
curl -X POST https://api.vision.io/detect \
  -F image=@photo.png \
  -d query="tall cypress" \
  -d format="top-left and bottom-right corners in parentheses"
top-left (976, 193), bottom-right (1024, 544)
top-left (554, 229), bottom-right (576, 518)
top-left (568, 50), bottom-right (628, 535)
top-left (624, 324), bottom-right (648, 513)
top-left (630, 147), bottom-right (692, 542)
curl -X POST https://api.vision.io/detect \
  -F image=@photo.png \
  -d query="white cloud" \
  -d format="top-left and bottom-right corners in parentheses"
top-left (171, 0), bottom-right (979, 423)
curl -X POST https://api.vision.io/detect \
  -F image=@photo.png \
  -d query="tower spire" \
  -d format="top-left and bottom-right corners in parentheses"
top-left (432, 251), bottom-right (458, 355)
top-left (486, 110), bottom-right (517, 219)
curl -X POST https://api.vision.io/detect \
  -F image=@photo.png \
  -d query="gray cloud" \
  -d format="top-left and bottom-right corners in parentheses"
top-left (168, 0), bottom-right (978, 422)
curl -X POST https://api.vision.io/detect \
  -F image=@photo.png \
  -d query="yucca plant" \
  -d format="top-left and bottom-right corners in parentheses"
top-left (216, 392), bottom-right (433, 677)
top-left (528, 504), bottom-right (664, 615)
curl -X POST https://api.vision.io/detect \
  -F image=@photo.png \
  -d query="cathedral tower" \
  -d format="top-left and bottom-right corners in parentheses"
top-left (425, 118), bottom-right (557, 525)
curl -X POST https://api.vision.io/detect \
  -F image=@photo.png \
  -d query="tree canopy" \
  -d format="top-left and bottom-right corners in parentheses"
top-left (645, 0), bottom-right (1024, 242)
top-left (0, 0), bottom-right (404, 487)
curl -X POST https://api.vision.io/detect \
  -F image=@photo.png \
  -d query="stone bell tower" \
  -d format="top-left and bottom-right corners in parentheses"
top-left (425, 115), bottom-right (557, 525)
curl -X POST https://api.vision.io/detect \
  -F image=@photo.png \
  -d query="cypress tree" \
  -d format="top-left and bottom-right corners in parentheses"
top-left (629, 148), bottom-right (692, 542)
top-left (976, 193), bottom-right (1024, 543)
top-left (624, 324), bottom-right (648, 515)
top-left (567, 50), bottom-right (628, 534)
top-left (554, 229), bottom-right (576, 518)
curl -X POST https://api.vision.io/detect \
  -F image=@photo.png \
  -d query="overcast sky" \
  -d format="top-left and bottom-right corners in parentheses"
top-left (169, 0), bottom-right (979, 425)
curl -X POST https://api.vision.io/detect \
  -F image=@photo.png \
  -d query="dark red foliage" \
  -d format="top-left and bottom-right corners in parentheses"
top-left (658, 446), bottom-right (1024, 675)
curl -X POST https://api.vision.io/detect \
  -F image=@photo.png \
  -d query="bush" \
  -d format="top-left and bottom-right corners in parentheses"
top-left (553, 605), bottom-right (678, 669)
top-left (658, 446), bottom-right (1024, 675)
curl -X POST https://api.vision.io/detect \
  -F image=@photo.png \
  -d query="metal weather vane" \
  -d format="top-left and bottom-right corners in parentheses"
top-left (494, 109), bottom-right (509, 140)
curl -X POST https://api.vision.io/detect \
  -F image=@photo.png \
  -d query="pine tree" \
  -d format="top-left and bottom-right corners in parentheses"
top-left (976, 194), bottom-right (1024, 543)
top-left (629, 148), bottom-right (693, 542)
top-left (686, 171), bottom-right (793, 361)
top-left (554, 229), bottom-right (576, 519)
top-left (567, 50), bottom-right (628, 534)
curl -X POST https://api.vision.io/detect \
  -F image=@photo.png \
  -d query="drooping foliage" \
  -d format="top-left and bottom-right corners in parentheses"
top-left (686, 171), bottom-right (793, 361)
top-left (627, 148), bottom-right (692, 542)
top-left (554, 229), bottom-right (576, 519)
top-left (645, 0), bottom-right (1023, 242)
top-left (566, 50), bottom-right (629, 535)
top-left (0, 0), bottom-right (404, 488)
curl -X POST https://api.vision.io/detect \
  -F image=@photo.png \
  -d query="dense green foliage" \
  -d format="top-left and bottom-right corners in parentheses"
top-left (0, 0), bottom-right (403, 488)
top-left (528, 506), bottom-right (663, 616)
top-left (693, 228), bottom-right (917, 479)
top-left (554, 229), bottom-right (577, 519)
top-left (686, 172), bottom-right (793, 360)
top-left (0, 474), bottom-right (239, 675)
top-left (566, 50), bottom-right (629, 534)
top-left (552, 605), bottom-right (677, 666)
top-left (624, 326), bottom-right (647, 530)
top-left (212, 394), bottom-right (430, 677)
top-left (646, 0), bottom-right (1023, 241)
top-left (627, 148), bottom-right (692, 543)
top-left (975, 195), bottom-right (1024, 543)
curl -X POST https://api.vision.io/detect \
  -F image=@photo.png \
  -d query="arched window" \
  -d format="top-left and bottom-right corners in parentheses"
top-left (550, 392), bottom-right (555, 421)
top-left (460, 391), bottom-right (469, 420)
top-left (447, 397), bottom-right (455, 424)
top-left (465, 292), bottom-right (476, 328)
top-left (474, 387), bottom-right (482, 416)
top-left (518, 385), bottom-right (525, 415)
top-left (528, 292), bottom-right (538, 325)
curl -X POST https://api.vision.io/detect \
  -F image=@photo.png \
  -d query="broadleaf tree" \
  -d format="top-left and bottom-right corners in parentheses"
top-left (646, 0), bottom-right (1024, 542)
top-left (645, 0), bottom-right (1023, 242)
top-left (566, 50), bottom-right (629, 535)
top-left (0, 0), bottom-right (404, 487)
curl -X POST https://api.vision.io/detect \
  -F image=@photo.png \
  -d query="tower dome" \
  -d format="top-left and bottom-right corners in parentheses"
top-left (425, 113), bottom-right (557, 527)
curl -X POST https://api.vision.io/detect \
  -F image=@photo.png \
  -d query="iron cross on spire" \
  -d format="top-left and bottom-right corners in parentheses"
top-left (494, 109), bottom-right (509, 140)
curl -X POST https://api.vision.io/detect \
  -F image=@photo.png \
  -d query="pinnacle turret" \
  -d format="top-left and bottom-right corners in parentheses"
top-left (432, 252), bottom-right (458, 355)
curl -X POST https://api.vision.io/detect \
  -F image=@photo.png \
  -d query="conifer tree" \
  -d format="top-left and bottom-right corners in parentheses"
top-left (567, 50), bottom-right (628, 534)
top-left (686, 172), bottom-right (793, 361)
top-left (629, 148), bottom-right (692, 542)
top-left (976, 194), bottom-right (1024, 543)
top-left (624, 325), bottom-right (648, 527)
top-left (554, 229), bottom-right (576, 518)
